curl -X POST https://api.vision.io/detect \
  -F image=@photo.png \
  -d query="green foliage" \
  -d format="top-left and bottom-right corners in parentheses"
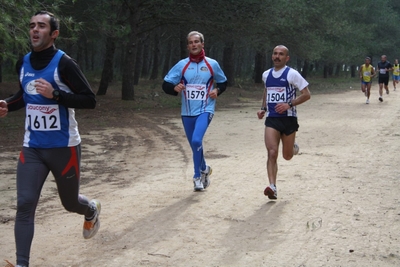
top-left (0, 0), bottom-right (68, 60)
top-left (2, 0), bottom-right (400, 83)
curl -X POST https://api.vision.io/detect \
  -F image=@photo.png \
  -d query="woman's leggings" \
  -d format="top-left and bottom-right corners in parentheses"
top-left (15, 145), bottom-right (94, 266)
top-left (181, 112), bottom-right (213, 178)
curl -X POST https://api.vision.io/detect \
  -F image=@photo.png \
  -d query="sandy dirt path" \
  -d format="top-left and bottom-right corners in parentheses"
top-left (1, 84), bottom-right (400, 267)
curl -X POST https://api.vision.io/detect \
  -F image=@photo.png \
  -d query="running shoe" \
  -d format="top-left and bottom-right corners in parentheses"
top-left (83, 199), bottom-right (101, 239)
top-left (201, 165), bottom-right (212, 189)
top-left (366, 99), bottom-right (369, 104)
top-left (386, 89), bottom-right (389, 94)
top-left (3, 260), bottom-right (26, 267)
top-left (293, 143), bottom-right (300, 155)
top-left (193, 177), bottom-right (204, 191)
top-left (379, 96), bottom-right (383, 102)
top-left (264, 185), bottom-right (277, 199)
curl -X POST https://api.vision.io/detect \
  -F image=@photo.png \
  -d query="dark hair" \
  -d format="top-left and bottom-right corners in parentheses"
top-left (34, 11), bottom-right (59, 34)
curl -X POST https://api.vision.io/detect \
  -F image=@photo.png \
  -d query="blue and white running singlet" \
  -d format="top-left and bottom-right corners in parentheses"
top-left (20, 50), bottom-right (80, 148)
top-left (262, 66), bottom-right (309, 117)
top-left (164, 57), bottom-right (227, 116)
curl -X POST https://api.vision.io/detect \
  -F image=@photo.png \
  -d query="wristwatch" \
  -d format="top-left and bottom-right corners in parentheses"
top-left (52, 90), bottom-right (61, 101)
top-left (288, 100), bottom-right (293, 108)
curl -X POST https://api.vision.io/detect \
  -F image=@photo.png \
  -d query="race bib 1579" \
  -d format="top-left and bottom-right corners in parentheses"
top-left (185, 84), bottom-right (207, 100)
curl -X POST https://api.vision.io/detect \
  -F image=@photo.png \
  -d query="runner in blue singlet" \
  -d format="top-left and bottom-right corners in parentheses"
top-left (162, 31), bottom-right (227, 192)
top-left (256, 45), bottom-right (311, 200)
top-left (0, 11), bottom-right (101, 267)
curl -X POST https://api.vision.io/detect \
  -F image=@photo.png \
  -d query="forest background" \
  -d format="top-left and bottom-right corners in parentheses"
top-left (2, 2), bottom-right (400, 266)
top-left (1, 0), bottom-right (400, 101)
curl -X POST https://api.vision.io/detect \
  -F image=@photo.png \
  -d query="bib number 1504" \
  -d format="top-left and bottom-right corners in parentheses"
top-left (267, 92), bottom-right (286, 103)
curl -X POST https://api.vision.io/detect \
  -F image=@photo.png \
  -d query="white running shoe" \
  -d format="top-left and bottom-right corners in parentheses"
top-left (83, 199), bottom-right (101, 239)
top-left (4, 260), bottom-right (27, 267)
top-left (293, 143), bottom-right (300, 155)
top-left (4, 260), bottom-right (24, 267)
top-left (264, 185), bottom-right (277, 199)
top-left (193, 177), bottom-right (204, 191)
top-left (201, 165), bottom-right (212, 189)
top-left (366, 99), bottom-right (369, 104)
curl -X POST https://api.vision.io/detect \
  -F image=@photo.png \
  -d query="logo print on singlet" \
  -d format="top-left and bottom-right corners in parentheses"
top-left (24, 72), bottom-right (35, 77)
top-left (274, 87), bottom-right (285, 93)
top-left (187, 84), bottom-right (206, 90)
top-left (26, 80), bottom-right (38, 95)
top-left (27, 105), bottom-right (58, 114)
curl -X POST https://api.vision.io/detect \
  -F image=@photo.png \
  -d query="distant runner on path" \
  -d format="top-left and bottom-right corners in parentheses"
top-left (376, 54), bottom-right (392, 102)
top-left (359, 57), bottom-right (376, 104)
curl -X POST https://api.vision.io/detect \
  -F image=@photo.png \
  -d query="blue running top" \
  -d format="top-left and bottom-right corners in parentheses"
top-left (20, 50), bottom-right (80, 148)
top-left (164, 57), bottom-right (227, 116)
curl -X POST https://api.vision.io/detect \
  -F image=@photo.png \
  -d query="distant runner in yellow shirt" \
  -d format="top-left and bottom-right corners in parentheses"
top-left (392, 59), bottom-right (399, 91)
top-left (359, 57), bottom-right (375, 104)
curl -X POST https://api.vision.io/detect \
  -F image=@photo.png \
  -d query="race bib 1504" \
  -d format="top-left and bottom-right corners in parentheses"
top-left (267, 87), bottom-right (287, 103)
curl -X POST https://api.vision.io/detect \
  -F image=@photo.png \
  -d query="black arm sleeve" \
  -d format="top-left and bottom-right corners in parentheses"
top-left (57, 55), bottom-right (96, 109)
top-left (5, 89), bottom-right (25, 111)
top-left (5, 58), bottom-right (25, 112)
top-left (216, 81), bottom-right (228, 96)
top-left (162, 81), bottom-right (178, 96)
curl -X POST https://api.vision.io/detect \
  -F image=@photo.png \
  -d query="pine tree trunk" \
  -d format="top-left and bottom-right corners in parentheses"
top-left (223, 41), bottom-right (235, 86)
top-left (134, 38), bottom-right (143, 85)
top-left (97, 37), bottom-right (116, 96)
top-left (121, 14), bottom-right (138, 101)
top-left (149, 32), bottom-right (159, 80)
top-left (350, 65), bottom-right (356, 78)
top-left (254, 51), bottom-right (266, 84)
top-left (301, 60), bottom-right (309, 79)
top-left (162, 42), bottom-right (172, 77)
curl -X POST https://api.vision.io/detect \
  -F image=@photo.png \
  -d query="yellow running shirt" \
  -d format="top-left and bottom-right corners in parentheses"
top-left (393, 64), bottom-right (400, 76)
top-left (361, 64), bottom-right (373, 82)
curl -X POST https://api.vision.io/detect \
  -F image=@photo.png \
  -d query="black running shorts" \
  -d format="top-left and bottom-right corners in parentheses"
top-left (378, 76), bottom-right (389, 85)
top-left (264, 117), bottom-right (299, 135)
